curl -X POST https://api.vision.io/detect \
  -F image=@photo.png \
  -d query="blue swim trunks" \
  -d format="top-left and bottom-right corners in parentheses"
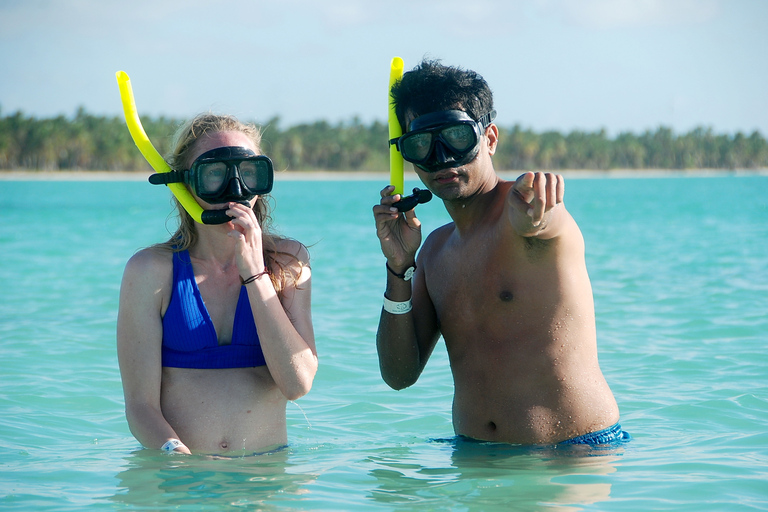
top-left (560, 423), bottom-right (631, 446)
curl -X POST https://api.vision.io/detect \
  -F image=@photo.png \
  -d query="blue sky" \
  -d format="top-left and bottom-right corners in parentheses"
top-left (1, 0), bottom-right (766, 136)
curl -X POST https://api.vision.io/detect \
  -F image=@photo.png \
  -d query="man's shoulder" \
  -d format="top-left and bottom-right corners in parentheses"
top-left (416, 222), bottom-right (453, 269)
top-left (422, 221), bottom-right (455, 250)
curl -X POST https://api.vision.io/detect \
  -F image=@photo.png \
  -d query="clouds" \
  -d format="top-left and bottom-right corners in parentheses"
top-left (537, 0), bottom-right (721, 29)
top-left (0, 0), bottom-right (766, 136)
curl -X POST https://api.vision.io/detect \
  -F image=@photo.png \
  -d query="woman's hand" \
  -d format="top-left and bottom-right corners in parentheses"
top-left (225, 201), bottom-right (267, 278)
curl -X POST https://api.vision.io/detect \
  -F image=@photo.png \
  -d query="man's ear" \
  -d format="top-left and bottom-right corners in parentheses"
top-left (485, 124), bottom-right (499, 156)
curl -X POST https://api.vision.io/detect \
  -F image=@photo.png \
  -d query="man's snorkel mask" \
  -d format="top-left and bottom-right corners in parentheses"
top-left (149, 146), bottom-right (274, 207)
top-left (390, 109), bottom-right (497, 174)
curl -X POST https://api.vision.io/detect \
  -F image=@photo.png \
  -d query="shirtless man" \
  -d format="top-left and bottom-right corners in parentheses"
top-left (373, 59), bottom-right (626, 445)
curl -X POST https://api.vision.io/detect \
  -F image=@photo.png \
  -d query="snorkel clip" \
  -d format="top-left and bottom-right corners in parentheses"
top-left (148, 170), bottom-right (185, 185)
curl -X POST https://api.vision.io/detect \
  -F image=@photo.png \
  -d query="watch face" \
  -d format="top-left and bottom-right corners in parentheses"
top-left (404, 267), bottom-right (415, 281)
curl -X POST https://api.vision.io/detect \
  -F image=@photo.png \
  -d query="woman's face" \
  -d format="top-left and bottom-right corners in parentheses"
top-left (186, 131), bottom-right (261, 208)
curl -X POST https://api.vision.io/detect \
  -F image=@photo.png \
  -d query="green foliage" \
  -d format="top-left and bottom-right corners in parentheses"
top-left (493, 125), bottom-right (768, 171)
top-left (0, 106), bottom-right (765, 172)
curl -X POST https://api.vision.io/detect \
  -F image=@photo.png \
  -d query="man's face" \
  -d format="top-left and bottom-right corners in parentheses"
top-left (402, 110), bottom-right (497, 201)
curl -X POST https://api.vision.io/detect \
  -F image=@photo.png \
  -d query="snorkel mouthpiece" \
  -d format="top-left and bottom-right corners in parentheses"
top-left (393, 188), bottom-right (433, 212)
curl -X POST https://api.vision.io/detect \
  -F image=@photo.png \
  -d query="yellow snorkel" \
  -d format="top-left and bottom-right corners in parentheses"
top-left (388, 57), bottom-right (405, 197)
top-left (116, 71), bottom-right (231, 225)
top-left (388, 58), bottom-right (432, 212)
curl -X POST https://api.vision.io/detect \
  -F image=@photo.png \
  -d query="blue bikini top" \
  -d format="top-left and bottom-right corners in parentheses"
top-left (161, 249), bottom-right (266, 369)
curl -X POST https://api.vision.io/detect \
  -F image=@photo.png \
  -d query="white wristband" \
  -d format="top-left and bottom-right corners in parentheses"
top-left (383, 296), bottom-right (412, 314)
top-left (161, 439), bottom-right (184, 453)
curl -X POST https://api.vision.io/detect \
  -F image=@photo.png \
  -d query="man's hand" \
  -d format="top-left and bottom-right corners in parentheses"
top-left (373, 185), bottom-right (422, 271)
top-left (508, 172), bottom-right (564, 230)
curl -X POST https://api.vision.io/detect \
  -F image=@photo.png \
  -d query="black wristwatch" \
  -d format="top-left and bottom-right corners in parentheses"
top-left (386, 262), bottom-right (416, 281)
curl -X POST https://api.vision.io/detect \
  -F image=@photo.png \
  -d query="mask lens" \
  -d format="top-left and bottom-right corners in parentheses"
top-left (440, 124), bottom-right (476, 152)
top-left (197, 162), bottom-right (228, 193)
top-left (400, 132), bottom-right (434, 162)
top-left (237, 160), bottom-right (269, 191)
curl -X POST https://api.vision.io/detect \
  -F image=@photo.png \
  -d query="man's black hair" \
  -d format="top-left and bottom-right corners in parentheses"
top-left (390, 59), bottom-right (494, 131)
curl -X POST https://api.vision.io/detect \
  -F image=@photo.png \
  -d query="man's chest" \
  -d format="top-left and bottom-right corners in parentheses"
top-left (423, 233), bottom-right (555, 326)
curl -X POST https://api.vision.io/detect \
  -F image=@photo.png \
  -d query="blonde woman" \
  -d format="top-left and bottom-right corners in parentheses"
top-left (117, 114), bottom-right (316, 455)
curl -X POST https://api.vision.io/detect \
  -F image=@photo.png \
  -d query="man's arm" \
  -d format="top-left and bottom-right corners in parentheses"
top-left (506, 172), bottom-right (567, 239)
top-left (375, 253), bottom-right (440, 390)
top-left (373, 186), bottom-right (440, 389)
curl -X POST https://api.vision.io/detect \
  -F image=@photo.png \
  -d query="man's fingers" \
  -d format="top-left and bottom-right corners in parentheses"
top-left (531, 172), bottom-right (546, 224)
top-left (546, 173), bottom-right (558, 209)
top-left (380, 185), bottom-right (399, 199)
top-left (519, 171), bottom-right (535, 191)
top-left (373, 204), bottom-right (400, 224)
top-left (402, 208), bottom-right (421, 229)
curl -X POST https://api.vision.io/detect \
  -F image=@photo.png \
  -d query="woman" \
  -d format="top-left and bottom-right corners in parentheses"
top-left (117, 114), bottom-right (317, 455)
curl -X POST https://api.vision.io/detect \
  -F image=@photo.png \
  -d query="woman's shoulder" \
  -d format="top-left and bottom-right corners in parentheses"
top-left (124, 246), bottom-right (175, 280)
top-left (270, 238), bottom-right (311, 291)
top-left (273, 238), bottom-right (310, 267)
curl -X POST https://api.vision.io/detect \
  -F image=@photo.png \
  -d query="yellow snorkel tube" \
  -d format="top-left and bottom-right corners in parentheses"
top-left (388, 58), bottom-right (432, 212)
top-left (116, 71), bottom-right (228, 225)
top-left (388, 57), bottom-right (405, 197)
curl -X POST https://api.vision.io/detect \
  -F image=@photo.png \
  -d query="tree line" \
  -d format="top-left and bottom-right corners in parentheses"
top-left (1, 106), bottom-right (766, 172)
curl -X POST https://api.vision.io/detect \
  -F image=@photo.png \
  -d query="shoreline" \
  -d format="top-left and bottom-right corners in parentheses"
top-left (0, 168), bottom-right (765, 181)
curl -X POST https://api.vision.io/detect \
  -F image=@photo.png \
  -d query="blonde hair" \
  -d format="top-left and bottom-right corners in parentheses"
top-left (157, 113), bottom-right (304, 292)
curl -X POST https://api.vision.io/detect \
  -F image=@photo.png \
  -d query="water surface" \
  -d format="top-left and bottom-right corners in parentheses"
top-left (1, 174), bottom-right (766, 510)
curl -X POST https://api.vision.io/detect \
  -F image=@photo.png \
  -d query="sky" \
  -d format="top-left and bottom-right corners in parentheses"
top-left (1, 0), bottom-right (766, 136)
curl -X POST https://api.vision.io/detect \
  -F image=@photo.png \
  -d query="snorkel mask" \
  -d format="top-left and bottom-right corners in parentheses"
top-left (390, 109), bottom-right (497, 173)
top-left (117, 71), bottom-right (235, 224)
top-left (149, 146), bottom-right (274, 205)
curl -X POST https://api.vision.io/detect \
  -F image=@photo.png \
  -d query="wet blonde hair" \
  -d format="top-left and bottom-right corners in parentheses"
top-left (157, 113), bottom-right (304, 292)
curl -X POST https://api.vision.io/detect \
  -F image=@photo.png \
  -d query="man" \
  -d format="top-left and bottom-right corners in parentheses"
top-left (372, 59), bottom-right (627, 445)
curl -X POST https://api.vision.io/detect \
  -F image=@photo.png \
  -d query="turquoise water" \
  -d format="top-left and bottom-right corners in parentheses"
top-left (1, 174), bottom-right (767, 511)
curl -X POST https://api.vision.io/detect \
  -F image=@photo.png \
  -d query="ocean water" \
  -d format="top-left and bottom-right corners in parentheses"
top-left (0, 173), bottom-right (766, 511)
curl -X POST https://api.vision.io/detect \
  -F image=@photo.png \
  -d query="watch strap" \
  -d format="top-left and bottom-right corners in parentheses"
top-left (386, 262), bottom-right (416, 280)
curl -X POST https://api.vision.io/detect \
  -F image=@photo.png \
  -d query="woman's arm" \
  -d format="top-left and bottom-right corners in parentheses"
top-left (225, 202), bottom-right (317, 400)
top-left (244, 241), bottom-right (318, 400)
top-left (116, 249), bottom-right (191, 453)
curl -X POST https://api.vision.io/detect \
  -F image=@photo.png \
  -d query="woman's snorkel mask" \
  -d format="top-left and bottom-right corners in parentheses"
top-left (148, 146), bottom-right (274, 206)
top-left (116, 71), bottom-right (271, 224)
